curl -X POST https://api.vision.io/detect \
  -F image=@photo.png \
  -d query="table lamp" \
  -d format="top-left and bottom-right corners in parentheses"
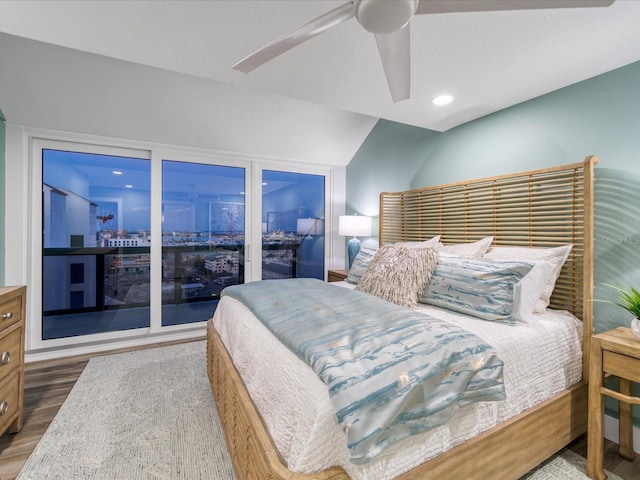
top-left (338, 214), bottom-right (372, 269)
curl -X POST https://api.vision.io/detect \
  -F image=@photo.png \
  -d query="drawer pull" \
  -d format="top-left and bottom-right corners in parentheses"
top-left (0, 351), bottom-right (10, 366)
top-left (1, 312), bottom-right (12, 321)
top-left (0, 401), bottom-right (8, 416)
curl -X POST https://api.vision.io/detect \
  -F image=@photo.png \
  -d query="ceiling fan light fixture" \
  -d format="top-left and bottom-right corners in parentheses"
top-left (233, 0), bottom-right (614, 107)
top-left (354, 0), bottom-right (419, 35)
top-left (432, 94), bottom-right (454, 106)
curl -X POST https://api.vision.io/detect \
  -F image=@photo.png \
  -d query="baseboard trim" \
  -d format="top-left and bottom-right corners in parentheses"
top-left (604, 413), bottom-right (640, 453)
top-left (24, 328), bottom-right (206, 362)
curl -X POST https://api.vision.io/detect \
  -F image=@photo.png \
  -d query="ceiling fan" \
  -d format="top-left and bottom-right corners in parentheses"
top-left (233, 0), bottom-right (615, 103)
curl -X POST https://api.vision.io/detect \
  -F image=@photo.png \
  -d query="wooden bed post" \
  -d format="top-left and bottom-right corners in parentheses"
top-left (582, 155), bottom-right (598, 381)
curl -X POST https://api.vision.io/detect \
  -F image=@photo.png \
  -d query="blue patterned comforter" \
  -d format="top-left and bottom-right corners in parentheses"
top-left (222, 278), bottom-right (505, 464)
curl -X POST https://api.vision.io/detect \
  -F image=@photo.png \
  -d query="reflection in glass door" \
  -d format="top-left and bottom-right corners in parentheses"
top-left (161, 160), bottom-right (245, 326)
top-left (42, 149), bottom-right (151, 339)
top-left (262, 170), bottom-right (325, 280)
top-left (40, 148), bottom-right (319, 340)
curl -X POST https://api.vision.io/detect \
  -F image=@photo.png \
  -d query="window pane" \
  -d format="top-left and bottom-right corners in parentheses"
top-left (161, 160), bottom-right (245, 326)
top-left (262, 170), bottom-right (325, 280)
top-left (42, 149), bottom-right (151, 339)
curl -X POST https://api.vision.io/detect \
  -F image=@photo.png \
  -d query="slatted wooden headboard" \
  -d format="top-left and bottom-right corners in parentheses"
top-left (379, 156), bottom-right (597, 378)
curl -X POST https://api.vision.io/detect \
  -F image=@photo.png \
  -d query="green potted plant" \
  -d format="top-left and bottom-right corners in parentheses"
top-left (604, 283), bottom-right (640, 339)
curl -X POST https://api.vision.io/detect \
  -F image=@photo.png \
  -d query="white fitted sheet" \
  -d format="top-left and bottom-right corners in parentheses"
top-left (212, 282), bottom-right (583, 480)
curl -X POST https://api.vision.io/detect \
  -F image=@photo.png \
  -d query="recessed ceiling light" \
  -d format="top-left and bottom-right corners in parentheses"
top-left (432, 95), bottom-right (454, 106)
top-left (125, 184), bottom-right (133, 188)
top-left (112, 170), bottom-right (123, 175)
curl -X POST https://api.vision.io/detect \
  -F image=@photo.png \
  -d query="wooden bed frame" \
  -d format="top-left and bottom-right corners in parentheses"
top-left (207, 156), bottom-right (598, 480)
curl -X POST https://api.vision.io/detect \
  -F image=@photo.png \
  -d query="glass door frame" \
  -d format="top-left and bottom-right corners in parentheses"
top-left (151, 149), bottom-right (252, 334)
top-left (29, 137), bottom-right (152, 351)
top-left (250, 161), bottom-right (333, 283)
top-left (24, 131), bottom-right (340, 357)
top-left (29, 140), bottom-right (254, 351)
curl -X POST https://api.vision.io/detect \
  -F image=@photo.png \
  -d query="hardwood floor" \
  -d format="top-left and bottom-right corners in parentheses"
top-left (0, 339), bottom-right (638, 480)
top-left (569, 434), bottom-right (639, 480)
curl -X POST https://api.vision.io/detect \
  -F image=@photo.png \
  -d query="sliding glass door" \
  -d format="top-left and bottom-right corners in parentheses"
top-left (161, 160), bottom-right (245, 326)
top-left (42, 148), bottom-right (151, 339)
top-left (33, 136), bottom-right (331, 351)
top-left (262, 170), bottom-right (325, 280)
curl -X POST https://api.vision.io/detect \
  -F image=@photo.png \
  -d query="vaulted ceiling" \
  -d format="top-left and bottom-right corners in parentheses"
top-left (1, 0), bottom-right (639, 134)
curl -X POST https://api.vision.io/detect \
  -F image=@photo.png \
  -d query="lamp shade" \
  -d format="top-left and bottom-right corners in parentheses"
top-left (338, 215), bottom-right (372, 237)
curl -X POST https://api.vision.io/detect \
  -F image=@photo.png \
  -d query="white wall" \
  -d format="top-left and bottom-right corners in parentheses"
top-left (0, 32), bottom-right (376, 167)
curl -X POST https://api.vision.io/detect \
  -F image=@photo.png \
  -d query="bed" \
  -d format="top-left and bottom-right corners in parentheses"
top-left (206, 156), bottom-right (597, 480)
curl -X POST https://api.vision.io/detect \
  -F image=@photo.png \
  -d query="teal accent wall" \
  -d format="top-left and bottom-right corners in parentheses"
top-left (347, 60), bottom-right (640, 426)
top-left (349, 60), bottom-right (640, 332)
top-left (346, 121), bottom-right (441, 242)
top-left (346, 121), bottom-right (441, 216)
top-left (410, 62), bottom-right (640, 189)
top-left (0, 107), bottom-right (5, 286)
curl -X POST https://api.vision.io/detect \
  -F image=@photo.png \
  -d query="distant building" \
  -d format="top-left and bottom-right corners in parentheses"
top-left (109, 254), bottom-right (151, 273)
top-left (162, 282), bottom-right (206, 300)
top-left (108, 237), bottom-right (150, 247)
top-left (204, 252), bottom-right (239, 275)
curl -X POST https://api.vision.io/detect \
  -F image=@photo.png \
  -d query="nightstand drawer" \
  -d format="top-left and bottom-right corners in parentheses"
top-left (603, 350), bottom-right (640, 383)
top-left (0, 371), bottom-right (20, 433)
top-left (0, 324), bottom-right (22, 380)
top-left (0, 296), bottom-right (22, 329)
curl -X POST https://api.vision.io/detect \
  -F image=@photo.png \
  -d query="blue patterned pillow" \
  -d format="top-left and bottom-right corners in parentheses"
top-left (419, 254), bottom-right (534, 323)
top-left (346, 247), bottom-right (377, 284)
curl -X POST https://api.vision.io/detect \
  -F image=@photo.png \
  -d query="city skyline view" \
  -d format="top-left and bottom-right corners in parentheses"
top-left (41, 148), bottom-right (325, 339)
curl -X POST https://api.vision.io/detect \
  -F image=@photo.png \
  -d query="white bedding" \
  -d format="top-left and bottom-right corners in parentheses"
top-left (212, 280), bottom-right (583, 480)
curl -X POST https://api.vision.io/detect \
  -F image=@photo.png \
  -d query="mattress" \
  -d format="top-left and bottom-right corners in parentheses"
top-left (212, 281), bottom-right (583, 480)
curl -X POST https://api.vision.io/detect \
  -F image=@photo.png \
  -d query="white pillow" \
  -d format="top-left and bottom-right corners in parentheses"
top-left (435, 236), bottom-right (493, 257)
top-left (506, 259), bottom-right (554, 320)
top-left (484, 245), bottom-right (573, 313)
top-left (390, 235), bottom-right (441, 249)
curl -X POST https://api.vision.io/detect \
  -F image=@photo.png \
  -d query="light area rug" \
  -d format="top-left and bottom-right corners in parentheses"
top-left (520, 448), bottom-right (622, 480)
top-left (17, 341), bottom-right (235, 480)
top-left (16, 341), bottom-right (622, 480)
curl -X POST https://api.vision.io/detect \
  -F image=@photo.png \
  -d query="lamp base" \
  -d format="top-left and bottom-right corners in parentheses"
top-left (347, 237), bottom-right (361, 269)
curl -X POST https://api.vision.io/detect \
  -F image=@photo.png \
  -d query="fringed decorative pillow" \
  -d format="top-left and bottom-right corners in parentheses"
top-left (355, 245), bottom-right (438, 308)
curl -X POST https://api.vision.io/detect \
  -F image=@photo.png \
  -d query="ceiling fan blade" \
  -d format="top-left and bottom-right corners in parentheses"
top-left (233, 2), bottom-right (355, 73)
top-left (415, 0), bottom-right (615, 15)
top-left (375, 24), bottom-right (411, 103)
